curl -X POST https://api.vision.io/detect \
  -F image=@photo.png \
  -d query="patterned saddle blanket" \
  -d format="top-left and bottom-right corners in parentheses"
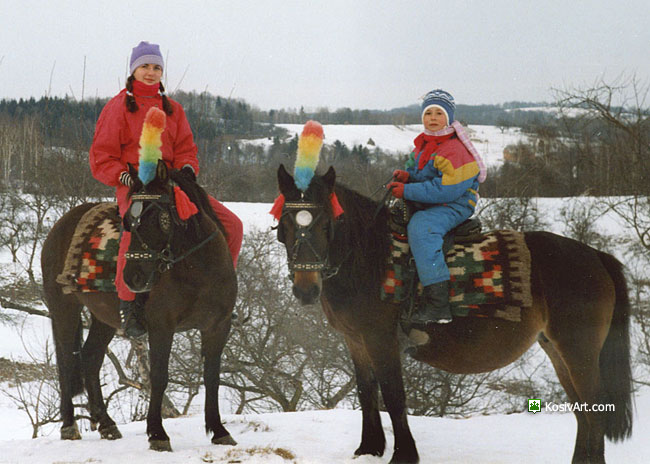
top-left (381, 230), bottom-right (532, 322)
top-left (56, 203), bottom-right (121, 294)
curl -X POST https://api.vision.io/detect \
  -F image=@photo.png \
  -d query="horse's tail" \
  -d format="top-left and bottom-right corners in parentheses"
top-left (597, 250), bottom-right (633, 442)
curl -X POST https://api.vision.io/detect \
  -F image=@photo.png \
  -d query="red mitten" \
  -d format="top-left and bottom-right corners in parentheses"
top-left (392, 169), bottom-right (410, 183)
top-left (387, 182), bottom-right (405, 199)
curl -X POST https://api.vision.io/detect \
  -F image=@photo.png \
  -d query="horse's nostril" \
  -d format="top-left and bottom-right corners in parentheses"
top-left (292, 284), bottom-right (321, 305)
top-left (125, 268), bottom-right (148, 291)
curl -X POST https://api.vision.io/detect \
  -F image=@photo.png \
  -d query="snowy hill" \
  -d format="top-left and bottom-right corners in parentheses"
top-left (249, 123), bottom-right (531, 169)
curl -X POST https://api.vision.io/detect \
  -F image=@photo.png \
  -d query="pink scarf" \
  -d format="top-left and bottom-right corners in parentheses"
top-left (424, 121), bottom-right (487, 183)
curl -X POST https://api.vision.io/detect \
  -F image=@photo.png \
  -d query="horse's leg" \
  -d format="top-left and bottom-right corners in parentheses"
top-left (559, 343), bottom-right (607, 464)
top-left (363, 329), bottom-right (419, 464)
top-left (344, 336), bottom-right (385, 458)
top-left (538, 334), bottom-right (591, 463)
top-left (146, 327), bottom-right (175, 451)
top-left (81, 314), bottom-right (121, 439)
top-left (201, 323), bottom-right (236, 446)
top-left (49, 294), bottom-right (84, 440)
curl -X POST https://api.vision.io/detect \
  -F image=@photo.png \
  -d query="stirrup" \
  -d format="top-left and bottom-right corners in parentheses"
top-left (410, 305), bottom-right (452, 327)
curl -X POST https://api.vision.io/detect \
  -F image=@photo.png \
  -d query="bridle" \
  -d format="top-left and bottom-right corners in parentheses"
top-left (124, 191), bottom-right (219, 276)
top-left (277, 200), bottom-right (342, 280)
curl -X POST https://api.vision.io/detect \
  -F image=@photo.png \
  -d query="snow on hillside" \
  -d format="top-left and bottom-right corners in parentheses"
top-left (509, 106), bottom-right (590, 118)
top-left (249, 123), bottom-right (531, 169)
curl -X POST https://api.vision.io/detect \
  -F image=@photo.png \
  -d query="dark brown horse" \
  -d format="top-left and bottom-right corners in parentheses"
top-left (41, 160), bottom-right (237, 451)
top-left (274, 164), bottom-right (633, 464)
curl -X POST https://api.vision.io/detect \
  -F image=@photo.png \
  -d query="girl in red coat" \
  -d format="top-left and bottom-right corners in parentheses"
top-left (90, 41), bottom-right (243, 338)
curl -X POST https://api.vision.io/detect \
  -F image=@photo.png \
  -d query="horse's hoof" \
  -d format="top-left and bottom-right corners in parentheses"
top-left (60, 424), bottom-right (81, 440)
top-left (212, 434), bottom-right (237, 446)
top-left (149, 439), bottom-right (173, 452)
top-left (354, 445), bottom-right (384, 457)
top-left (99, 425), bottom-right (122, 440)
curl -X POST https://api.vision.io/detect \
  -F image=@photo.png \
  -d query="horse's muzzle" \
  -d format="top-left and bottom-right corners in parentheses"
top-left (292, 271), bottom-right (321, 305)
top-left (124, 266), bottom-right (156, 293)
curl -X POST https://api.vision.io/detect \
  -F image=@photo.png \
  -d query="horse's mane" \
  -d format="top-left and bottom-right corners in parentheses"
top-left (325, 180), bottom-right (391, 294)
top-left (169, 170), bottom-right (227, 238)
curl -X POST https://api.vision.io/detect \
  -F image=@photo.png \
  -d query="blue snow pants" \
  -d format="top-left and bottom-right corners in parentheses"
top-left (407, 203), bottom-right (474, 286)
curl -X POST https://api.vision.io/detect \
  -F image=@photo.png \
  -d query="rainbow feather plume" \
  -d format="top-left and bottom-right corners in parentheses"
top-left (138, 107), bottom-right (166, 185)
top-left (294, 120), bottom-right (324, 191)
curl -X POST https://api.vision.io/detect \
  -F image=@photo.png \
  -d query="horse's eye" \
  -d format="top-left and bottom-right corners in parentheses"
top-left (295, 210), bottom-right (313, 227)
top-left (131, 201), bottom-right (143, 218)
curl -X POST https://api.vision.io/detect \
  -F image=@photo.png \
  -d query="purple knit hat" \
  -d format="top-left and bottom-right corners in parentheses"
top-left (129, 41), bottom-right (164, 75)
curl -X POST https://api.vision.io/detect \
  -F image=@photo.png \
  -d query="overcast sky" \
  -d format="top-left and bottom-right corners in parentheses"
top-left (1, 0), bottom-right (648, 110)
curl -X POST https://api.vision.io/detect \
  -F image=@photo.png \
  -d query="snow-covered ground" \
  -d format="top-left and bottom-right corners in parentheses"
top-left (0, 125), bottom-right (647, 463)
top-left (0, 397), bottom-right (647, 464)
top-left (249, 123), bottom-right (530, 170)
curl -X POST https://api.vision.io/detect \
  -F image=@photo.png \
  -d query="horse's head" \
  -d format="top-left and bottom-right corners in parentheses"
top-left (122, 160), bottom-right (197, 293)
top-left (274, 163), bottom-right (342, 305)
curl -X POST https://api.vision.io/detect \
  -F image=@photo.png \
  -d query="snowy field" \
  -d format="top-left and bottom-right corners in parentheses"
top-left (0, 125), bottom-right (647, 463)
top-left (0, 398), bottom-right (648, 464)
top-left (249, 123), bottom-right (529, 170)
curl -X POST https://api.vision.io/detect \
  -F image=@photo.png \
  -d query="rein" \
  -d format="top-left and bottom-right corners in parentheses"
top-left (371, 174), bottom-right (395, 222)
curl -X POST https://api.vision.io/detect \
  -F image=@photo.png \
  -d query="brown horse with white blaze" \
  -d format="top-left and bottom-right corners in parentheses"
top-left (274, 164), bottom-right (633, 464)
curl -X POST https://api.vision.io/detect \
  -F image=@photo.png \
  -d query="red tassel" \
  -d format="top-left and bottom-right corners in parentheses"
top-left (269, 194), bottom-right (285, 220)
top-left (330, 192), bottom-right (344, 218)
top-left (174, 186), bottom-right (199, 220)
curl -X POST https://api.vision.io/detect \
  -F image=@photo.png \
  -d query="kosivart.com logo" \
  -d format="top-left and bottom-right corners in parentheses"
top-left (528, 398), bottom-right (541, 413)
top-left (527, 398), bottom-right (615, 413)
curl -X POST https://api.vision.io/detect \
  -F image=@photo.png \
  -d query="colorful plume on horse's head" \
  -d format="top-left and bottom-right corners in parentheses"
top-left (138, 107), bottom-right (166, 185)
top-left (294, 120), bottom-right (324, 191)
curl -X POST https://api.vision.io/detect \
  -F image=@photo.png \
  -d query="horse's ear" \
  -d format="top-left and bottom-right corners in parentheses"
top-left (277, 164), bottom-right (296, 195)
top-left (323, 166), bottom-right (336, 192)
top-left (156, 159), bottom-right (169, 183)
top-left (127, 163), bottom-right (143, 191)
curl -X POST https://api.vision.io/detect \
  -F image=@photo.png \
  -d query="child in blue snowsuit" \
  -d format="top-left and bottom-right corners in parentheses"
top-left (387, 89), bottom-right (486, 326)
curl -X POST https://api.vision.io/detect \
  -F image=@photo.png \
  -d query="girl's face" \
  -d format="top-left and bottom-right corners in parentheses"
top-left (422, 107), bottom-right (448, 132)
top-left (133, 63), bottom-right (163, 86)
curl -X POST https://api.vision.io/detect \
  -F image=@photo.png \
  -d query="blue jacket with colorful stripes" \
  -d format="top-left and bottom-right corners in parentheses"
top-left (404, 132), bottom-right (479, 212)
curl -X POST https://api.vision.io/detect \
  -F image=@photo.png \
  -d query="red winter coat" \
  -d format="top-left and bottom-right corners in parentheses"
top-left (89, 88), bottom-right (199, 215)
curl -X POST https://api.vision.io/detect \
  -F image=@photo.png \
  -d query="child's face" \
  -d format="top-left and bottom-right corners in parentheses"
top-left (422, 107), bottom-right (448, 132)
top-left (133, 63), bottom-right (163, 86)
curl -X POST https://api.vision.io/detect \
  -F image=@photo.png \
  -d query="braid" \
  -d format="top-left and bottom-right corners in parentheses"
top-left (125, 75), bottom-right (139, 113)
top-left (159, 82), bottom-right (174, 115)
top-left (125, 75), bottom-right (172, 115)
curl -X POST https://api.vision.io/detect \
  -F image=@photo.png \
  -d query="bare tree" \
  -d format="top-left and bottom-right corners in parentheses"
top-left (476, 197), bottom-right (548, 232)
top-left (0, 333), bottom-right (60, 438)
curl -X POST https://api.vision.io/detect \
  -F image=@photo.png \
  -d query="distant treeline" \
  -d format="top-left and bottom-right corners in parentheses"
top-left (0, 91), bottom-right (555, 139)
top-left (258, 102), bottom-right (555, 127)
